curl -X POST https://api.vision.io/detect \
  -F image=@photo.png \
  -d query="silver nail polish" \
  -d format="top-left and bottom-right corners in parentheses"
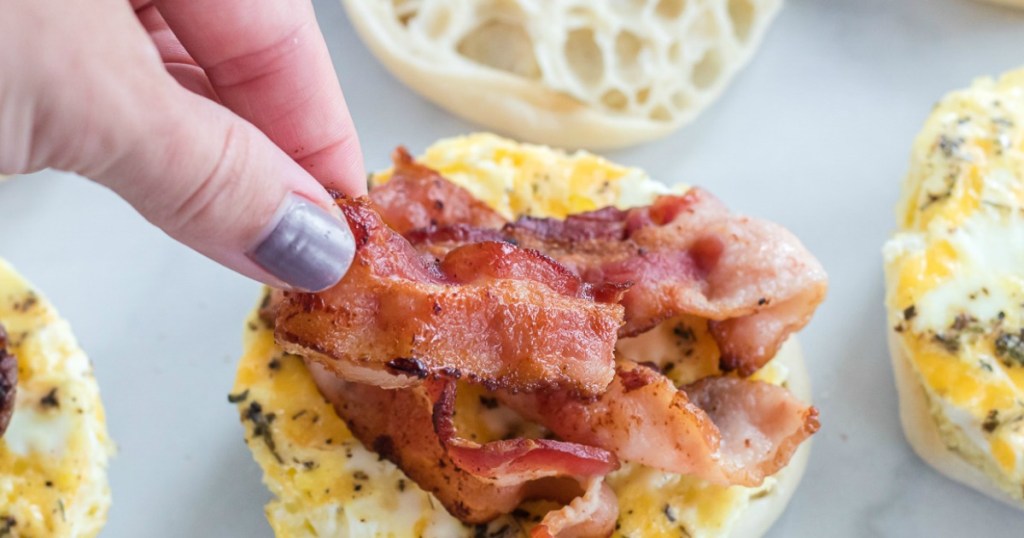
top-left (248, 195), bottom-right (355, 292)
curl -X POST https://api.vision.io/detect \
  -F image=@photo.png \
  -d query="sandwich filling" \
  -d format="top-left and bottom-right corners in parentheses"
top-left (236, 134), bottom-right (826, 537)
top-left (885, 68), bottom-right (1024, 502)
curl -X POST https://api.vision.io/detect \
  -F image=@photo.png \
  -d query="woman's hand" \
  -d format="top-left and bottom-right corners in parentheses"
top-left (0, 0), bottom-right (364, 291)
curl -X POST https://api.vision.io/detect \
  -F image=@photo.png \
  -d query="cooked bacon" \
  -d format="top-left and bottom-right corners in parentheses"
top-left (499, 360), bottom-right (819, 487)
top-left (686, 374), bottom-right (820, 486)
top-left (412, 189), bottom-right (828, 376)
top-left (308, 361), bottom-right (618, 536)
top-left (530, 477), bottom-right (618, 538)
top-left (369, 148), bottom-right (506, 234)
top-left (275, 196), bottom-right (623, 395)
top-left (432, 381), bottom-right (618, 483)
top-left (0, 324), bottom-right (17, 437)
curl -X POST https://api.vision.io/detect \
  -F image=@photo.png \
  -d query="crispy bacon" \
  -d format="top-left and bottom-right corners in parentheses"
top-left (0, 324), bottom-right (16, 437)
top-left (274, 152), bottom-right (824, 533)
top-left (308, 362), bottom-right (619, 536)
top-left (369, 148), bottom-right (506, 234)
top-left (412, 189), bottom-right (828, 376)
top-left (275, 196), bottom-right (623, 396)
top-left (499, 361), bottom-right (819, 487)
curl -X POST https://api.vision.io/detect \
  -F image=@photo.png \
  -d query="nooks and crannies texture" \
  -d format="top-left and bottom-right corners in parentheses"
top-left (342, 0), bottom-right (782, 148)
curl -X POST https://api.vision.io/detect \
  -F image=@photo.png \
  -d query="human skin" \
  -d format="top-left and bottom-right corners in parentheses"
top-left (0, 0), bottom-right (364, 290)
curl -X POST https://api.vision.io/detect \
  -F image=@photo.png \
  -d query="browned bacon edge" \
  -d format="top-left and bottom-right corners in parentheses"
top-left (0, 324), bottom-right (17, 437)
top-left (407, 188), bottom-right (828, 377)
top-left (370, 148), bottom-right (506, 235)
top-left (275, 196), bottom-right (624, 396)
top-left (308, 362), bottom-right (619, 536)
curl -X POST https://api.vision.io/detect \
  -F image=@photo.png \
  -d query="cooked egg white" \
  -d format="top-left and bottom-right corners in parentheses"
top-left (0, 259), bottom-right (114, 537)
top-left (884, 68), bottom-right (1024, 503)
top-left (235, 133), bottom-right (805, 537)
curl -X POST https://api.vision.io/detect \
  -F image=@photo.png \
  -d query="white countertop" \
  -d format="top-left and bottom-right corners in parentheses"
top-left (2, 0), bottom-right (1023, 536)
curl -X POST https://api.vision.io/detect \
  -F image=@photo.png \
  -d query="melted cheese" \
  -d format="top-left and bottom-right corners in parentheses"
top-left (0, 259), bottom-right (114, 537)
top-left (884, 68), bottom-right (1024, 497)
top-left (371, 133), bottom-right (687, 220)
top-left (237, 133), bottom-right (792, 537)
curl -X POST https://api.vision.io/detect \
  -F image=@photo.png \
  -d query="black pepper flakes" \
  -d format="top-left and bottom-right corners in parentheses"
top-left (13, 293), bottom-right (38, 313)
top-left (951, 313), bottom-right (975, 332)
top-left (983, 410), bottom-right (1000, 433)
top-left (662, 504), bottom-right (677, 523)
top-left (995, 329), bottom-right (1024, 367)
top-left (40, 388), bottom-right (59, 409)
top-left (932, 332), bottom-right (960, 353)
top-left (227, 389), bottom-right (250, 404)
top-left (243, 401), bottom-right (283, 464)
top-left (672, 324), bottom-right (695, 343)
top-left (903, 305), bottom-right (917, 321)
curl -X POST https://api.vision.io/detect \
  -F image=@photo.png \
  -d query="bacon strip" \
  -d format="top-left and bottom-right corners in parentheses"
top-left (370, 148), bottom-right (506, 234)
top-left (500, 361), bottom-right (819, 487)
top-left (530, 477), bottom-right (618, 538)
top-left (275, 197), bottom-right (623, 395)
top-left (0, 324), bottom-right (16, 437)
top-left (413, 189), bottom-right (828, 376)
top-left (308, 362), bottom-right (619, 535)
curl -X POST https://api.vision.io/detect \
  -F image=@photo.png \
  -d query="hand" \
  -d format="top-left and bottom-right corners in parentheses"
top-left (0, 0), bottom-right (364, 291)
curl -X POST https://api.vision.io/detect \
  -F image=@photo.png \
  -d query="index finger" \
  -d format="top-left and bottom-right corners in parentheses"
top-left (153, 0), bottom-right (366, 195)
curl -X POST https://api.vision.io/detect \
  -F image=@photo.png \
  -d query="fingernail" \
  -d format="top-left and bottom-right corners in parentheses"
top-left (248, 194), bottom-right (355, 292)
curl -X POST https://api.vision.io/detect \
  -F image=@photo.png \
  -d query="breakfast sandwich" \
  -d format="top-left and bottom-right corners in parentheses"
top-left (233, 133), bottom-right (826, 537)
top-left (341, 0), bottom-right (781, 149)
top-left (885, 68), bottom-right (1024, 510)
top-left (0, 259), bottom-right (114, 536)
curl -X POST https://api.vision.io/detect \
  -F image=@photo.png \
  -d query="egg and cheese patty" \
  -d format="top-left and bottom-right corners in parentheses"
top-left (0, 259), bottom-right (114, 537)
top-left (885, 69), bottom-right (1024, 501)
top-left (234, 133), bottom-right (803, 537)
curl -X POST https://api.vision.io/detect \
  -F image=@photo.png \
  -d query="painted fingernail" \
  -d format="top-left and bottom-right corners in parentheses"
top-left (248, 194), bottom-right (355, 292)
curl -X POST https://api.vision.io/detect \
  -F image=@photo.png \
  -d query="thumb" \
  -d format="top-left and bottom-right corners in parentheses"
top-left (89, 83), bottom-right (357, 292)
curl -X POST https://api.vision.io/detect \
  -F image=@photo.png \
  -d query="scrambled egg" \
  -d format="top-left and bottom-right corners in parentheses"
top-left (0, 259), bottom-right (114, 536)
top-left (885, 68), bottom-right (1024, 501)
top-left (234, 133), bottom-right (797, 537)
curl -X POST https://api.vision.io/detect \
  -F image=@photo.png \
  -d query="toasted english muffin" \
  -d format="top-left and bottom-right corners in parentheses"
top-left (341, 1), bottom-right (781, 149)
top-left (232, 134), bottom-right (813, 537)
top-left (0, 259), bottom-right (115, 536)
top-left (884, 68), bottom-right (1024, 510)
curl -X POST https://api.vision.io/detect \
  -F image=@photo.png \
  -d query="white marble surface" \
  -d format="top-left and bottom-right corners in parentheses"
top-left (2, 0), bottom-right (1023, 536)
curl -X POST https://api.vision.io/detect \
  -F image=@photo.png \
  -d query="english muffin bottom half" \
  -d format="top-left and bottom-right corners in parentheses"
top-left (233, 134), bottom-right (814, 537)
